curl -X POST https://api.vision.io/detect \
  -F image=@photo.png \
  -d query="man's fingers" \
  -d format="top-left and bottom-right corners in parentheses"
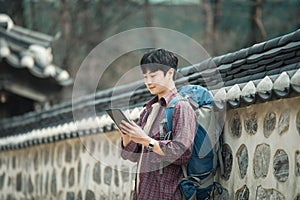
top-left (120, 124), bottom-right (129, 134)
top-left (120, 121), bottom-right (135, 136)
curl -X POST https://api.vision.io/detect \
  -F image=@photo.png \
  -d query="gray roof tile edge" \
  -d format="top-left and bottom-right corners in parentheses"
top-left (0, 107), bottom-right (142, 150)
top-left (0, 15), bottom-right (72, 86)
top-left (0, 68), bottom-right (299, 150)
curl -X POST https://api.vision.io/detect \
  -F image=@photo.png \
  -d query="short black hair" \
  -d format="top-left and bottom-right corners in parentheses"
top-left (140, 48), bottom-right (178, 79)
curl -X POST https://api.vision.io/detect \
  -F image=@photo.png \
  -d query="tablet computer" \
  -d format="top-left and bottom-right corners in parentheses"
top-left (106, 109), bottom-right (131, 129)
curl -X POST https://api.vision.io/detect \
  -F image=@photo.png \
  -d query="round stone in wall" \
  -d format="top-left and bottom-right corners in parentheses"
top-left (62, 167), bottom-right (66, 187)
top-left (75, 141), bottom-right (81, 161)
top-left (12, 156), bottom-right (16, 169)
top-left (256, 185), bottom-right (285, 200)
top-left (244, 112), bottom-right (257, 135)
top-left (78, 160), bottom-right (82, 184)
top-left (34, 151), bottom-right (39, 170)
top-left (57, 145), bottom-right (63, 167)
top-left (16, 172), bottom-right (22, 191)
top-left (254, 144), bottom-right (271, 179)
top-left (51, 169), bottom-right (57, 196)
top-left (296, 151), bottom-right (300, 177)
top-left (296, 111), bottom-right (300, 135)
top-left (236, 185), bottom-right (249, 200)
top-left (77, 191), bottom-right (82, 200)
top-left (66, 192), bottom-right (75, 200)
top-left (229, 112), bottom-right (242, 137)
top-left (121, 165), bottom-right (130, 183)
top-left (85, 190), bottom-right (96, 200)
top-left (263, 112), bottom-right (276, 138)
top-left (93, 162), bottom-right (101, 184)
top-left (69, 168), bottom-right (75, 187)
top-left (278, 111), bottom-right (290, 135)
top-left (28, 175), bottom-right (33, 194)
top-left (273, 149), bottom-right (289, 182)
top-left (45, 172), bottom-right (49, 195)
top-left (221, 144), bottom-right (233, 181)
top-left (114, 168), bottom-right (119, 187)
top-left (236, 144), bottom-right (248, 179)
top-left (104, 166), bottom-right (112, 185)
top-left (44, 149), bottom-right (50, 165)
top-left (65, 143), bottom-right (72, 163)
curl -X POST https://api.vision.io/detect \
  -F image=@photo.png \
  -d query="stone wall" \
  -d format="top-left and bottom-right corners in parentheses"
top-left (219, 96), bottom-right (300, 199)
top-left (0, 132), bottom-right (136, 200)
top-left (0, 97), bottom-right (300, 200)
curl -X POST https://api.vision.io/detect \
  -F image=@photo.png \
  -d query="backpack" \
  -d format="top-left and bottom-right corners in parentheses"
top-left (164, 85), bottom-right (224, 200)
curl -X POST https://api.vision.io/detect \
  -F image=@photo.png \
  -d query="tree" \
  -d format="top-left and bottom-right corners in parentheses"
top-left (201, 0), bottom-right (222, 56)
top-left (249, 0), bottom-right (266, 44)
top-left (56, 0), bottom-right (141, 97)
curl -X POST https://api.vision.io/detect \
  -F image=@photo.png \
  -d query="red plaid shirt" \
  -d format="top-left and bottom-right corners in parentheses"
top-left (121, 89), bottom-right (196, 200)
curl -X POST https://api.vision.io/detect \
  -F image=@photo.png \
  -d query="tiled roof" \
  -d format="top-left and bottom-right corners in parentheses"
top-left (0, 14), bottom-right (72, 86)
top-left (0, 29), bottom-right (299, 150)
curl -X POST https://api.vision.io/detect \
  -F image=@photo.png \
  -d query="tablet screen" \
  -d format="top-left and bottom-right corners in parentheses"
top-left (106, 109), bottom-right (130, 129)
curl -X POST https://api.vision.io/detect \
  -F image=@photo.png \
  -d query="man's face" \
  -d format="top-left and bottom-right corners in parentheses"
top-left (143, 69), bottom-right (173, 97)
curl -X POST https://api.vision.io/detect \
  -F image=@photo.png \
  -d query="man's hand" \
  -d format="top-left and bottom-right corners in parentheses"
top-left (120, 120), bottom-right (150, 146)
top-left (120, 120), bottom-right (164, 155)
top-left (120, 132), bottom-right (131, 147)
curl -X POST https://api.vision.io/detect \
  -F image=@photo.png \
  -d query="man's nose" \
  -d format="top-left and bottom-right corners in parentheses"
top-left (144, 77), bottom-right (152, 85)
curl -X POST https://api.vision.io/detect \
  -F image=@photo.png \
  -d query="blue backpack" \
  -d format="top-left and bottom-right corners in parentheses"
top-left (164, 85), bottom-right (224, 200)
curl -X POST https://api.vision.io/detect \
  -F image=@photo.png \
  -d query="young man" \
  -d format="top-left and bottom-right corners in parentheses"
top-left (119, 49), bottom-right (196, 199)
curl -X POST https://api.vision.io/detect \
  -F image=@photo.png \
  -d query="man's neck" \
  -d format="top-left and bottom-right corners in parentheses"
top-left (158, 85), bottom-right (176, 99)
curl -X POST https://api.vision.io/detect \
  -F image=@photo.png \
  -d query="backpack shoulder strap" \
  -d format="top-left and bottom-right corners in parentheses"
top-left (163, 96), bottom-right (182, 137)
top-left (163, 96), bottom-right (189, 177)
top-left (158, 96), bottom-right (182, 174)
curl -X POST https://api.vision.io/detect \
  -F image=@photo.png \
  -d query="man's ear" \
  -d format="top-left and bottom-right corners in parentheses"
top-left (168, 68), bottom-right (174, 79)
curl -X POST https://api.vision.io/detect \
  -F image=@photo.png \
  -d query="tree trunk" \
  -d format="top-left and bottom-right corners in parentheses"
top-left (30, 1), bottom-right (37, 30)
top-left (60, 0), bottom-right (72, 71)
top-left (201, 0), bottom-right (222, 56)
top-left (144, 0), bottom-right (152, 27)
top-left (250, 0), bottom-right (266, 43)
top-left (144, 0), bottom-right (156, 46)
top-left (212, 0), bottom-right (222, 55)
top-left (201, 0), bottom-right (213, 54)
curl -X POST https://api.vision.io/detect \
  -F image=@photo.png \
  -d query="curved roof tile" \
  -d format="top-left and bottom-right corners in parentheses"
top-left (0, 14), bottom-right (72, 86)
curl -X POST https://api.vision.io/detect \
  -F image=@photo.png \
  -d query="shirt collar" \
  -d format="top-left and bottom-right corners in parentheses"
top-left (144, 88), bottom-right (178, 108)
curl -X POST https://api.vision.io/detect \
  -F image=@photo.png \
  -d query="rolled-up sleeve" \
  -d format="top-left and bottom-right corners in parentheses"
top-left (150, 100), bottom-right (196, 165)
